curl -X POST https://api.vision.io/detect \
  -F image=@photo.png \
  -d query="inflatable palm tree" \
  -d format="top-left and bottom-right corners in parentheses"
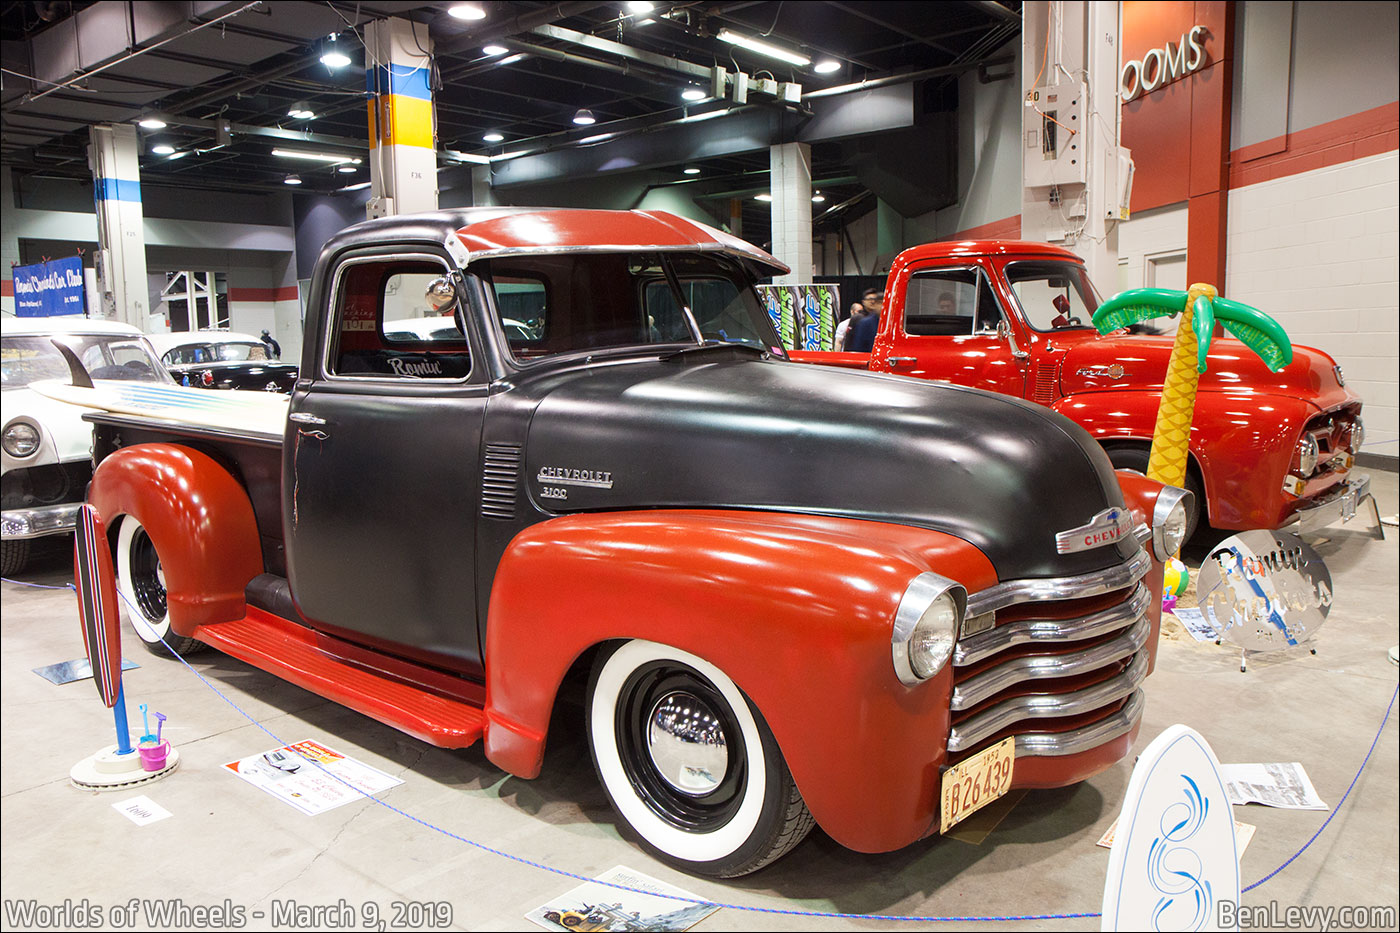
top-left (1093, 283), bottom-right (1293, 489)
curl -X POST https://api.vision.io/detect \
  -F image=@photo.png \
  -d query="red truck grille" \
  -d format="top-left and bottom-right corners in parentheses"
top-left (948, 553), bottom-right (1151, 761)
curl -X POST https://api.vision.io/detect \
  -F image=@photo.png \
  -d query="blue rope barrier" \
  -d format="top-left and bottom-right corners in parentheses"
top-left (7, 572), bottom-right (1396, 921)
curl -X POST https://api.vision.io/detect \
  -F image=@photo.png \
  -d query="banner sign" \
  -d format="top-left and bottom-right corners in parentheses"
top-left (757, 284), bottom-right (839, 351)
top-left (14, 257), bottom-right (87, 317)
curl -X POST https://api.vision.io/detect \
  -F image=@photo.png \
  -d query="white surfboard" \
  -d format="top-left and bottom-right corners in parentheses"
top-left (1102, 724), bottom-right (1240, 931)
top-left (31, 380), bottom-right (288, 440)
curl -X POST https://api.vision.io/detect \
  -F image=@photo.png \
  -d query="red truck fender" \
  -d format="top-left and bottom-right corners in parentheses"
top-left (482, 508), bottom-right (998, 854)
top-left (88, 444), bottom-right (263, 637)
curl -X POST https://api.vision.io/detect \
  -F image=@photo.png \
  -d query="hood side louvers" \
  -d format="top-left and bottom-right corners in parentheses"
top-left (481, 444), bottom-right (522, 520)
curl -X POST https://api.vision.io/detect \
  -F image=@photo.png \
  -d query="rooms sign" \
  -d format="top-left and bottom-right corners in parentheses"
top-left (1120, 25), bottom-right (1209, 102)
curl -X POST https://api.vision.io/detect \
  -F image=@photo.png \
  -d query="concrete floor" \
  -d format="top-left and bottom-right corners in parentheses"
top-left (3, 473), bottom-right (1397, 932)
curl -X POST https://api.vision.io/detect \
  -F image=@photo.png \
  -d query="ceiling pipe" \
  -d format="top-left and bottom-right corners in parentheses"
top-left (20, 2), bottom-right (263, 105)
top-left (804, 55), bottom-right (1013, 99)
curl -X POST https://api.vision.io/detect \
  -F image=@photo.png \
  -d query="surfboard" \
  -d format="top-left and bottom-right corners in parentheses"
top-left (31, 380), bottom-right (288, 440)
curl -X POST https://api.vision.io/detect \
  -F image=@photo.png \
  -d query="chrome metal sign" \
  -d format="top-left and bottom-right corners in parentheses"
top-left (1055, 507), bottom-right (1134, 554)
top-left (1198, 530), bottom-right (1332, 652)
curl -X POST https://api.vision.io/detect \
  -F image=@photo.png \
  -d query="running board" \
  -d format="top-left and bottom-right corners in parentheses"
top-left (194, 608), bottom-right (486, 748)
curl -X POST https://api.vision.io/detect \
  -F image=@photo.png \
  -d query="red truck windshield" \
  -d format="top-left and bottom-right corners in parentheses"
top-left (1003, 260), bottom-right (1103, 332)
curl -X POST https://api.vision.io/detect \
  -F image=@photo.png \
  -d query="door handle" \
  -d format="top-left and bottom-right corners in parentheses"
top-left (289, 412), bottom-right (327, 426)
top-left (888, 356), bottom-right (916, 366)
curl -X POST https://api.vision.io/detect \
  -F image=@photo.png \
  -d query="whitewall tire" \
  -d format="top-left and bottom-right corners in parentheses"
top-left (587, 639), bottom-right (813, 877)
top-left (116, 515), bottom-right (202, 657)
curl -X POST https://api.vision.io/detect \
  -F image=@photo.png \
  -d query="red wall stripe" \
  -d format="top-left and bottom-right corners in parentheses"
top-left (1229, 102), bottom-right (1399, 189)
top-left (227, 286), bottom-right (299, 302)
top-left (942, 215), bottom-right (1022, 242)
top-left (1, 278), bottom-right (12, 297)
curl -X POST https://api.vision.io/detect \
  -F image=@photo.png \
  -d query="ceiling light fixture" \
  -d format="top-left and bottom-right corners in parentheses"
top-left (272, 148), bottom-right (361, 164)
top-left (681, 87), bottom-right (706, 102)
top-left (716, 29), bottom-right (810, 66)
top-left (320, 34), bottom-right (352, 70)
top-left (572, 108), bottom-right (597, 125)
top-left (626, 1), bottom-right (655, 12)
top-left (150, 143), bottom-right (176, 155)
top-left (483, 132), bottom-right (505, 142)
top-left (167, 151), bottom-right (190, 161)
top-left (482, 44), bottom-right (509, 56)
top-left (138, 115), bottom-right (167, 130)
top-left (448, 3), bottom-right (486, 20)
top-left (811, 192), bottom-right (826, 203)
top-left (340, 181), bottom-right (372, 191)
top-left (755, 193), bottom-right (773, 201)
top-left (287, 102), bottom-right (315, 120)
top-left (284, 174), bottom-right (302, 185)
top-left (814, 59), bottom-right (841, 74)
top-left (682, 167), bottom-right (700, 175)
top-left (337, 165), bottom-right (358, 173)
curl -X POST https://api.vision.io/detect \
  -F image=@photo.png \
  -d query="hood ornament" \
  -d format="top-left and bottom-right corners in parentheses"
top-left (1056, 507), bottom-right (1134, 554)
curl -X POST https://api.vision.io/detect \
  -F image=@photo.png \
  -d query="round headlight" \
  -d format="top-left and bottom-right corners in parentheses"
top-left (1151, 486), bottom-right (1193, 561)
top-left (892, 573), bottom-right (966, 686)
top-left (3, 422), bottom-right (41, 458)
top-left (1295, 433), bottom-right (1319, 475)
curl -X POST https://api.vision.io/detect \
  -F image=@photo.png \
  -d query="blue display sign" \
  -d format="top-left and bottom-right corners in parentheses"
top-left (14, 256), bottom-right (87, 317)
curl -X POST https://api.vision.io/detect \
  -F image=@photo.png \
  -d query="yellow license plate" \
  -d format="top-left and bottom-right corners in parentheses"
top-left (940, 736), bottom-right (1015, 831)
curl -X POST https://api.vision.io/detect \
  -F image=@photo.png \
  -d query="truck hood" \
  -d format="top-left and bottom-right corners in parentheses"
top-left (519, 352), bottom-right (1140, 581)
top-left (1059, 333), bottom-right (1349, 407)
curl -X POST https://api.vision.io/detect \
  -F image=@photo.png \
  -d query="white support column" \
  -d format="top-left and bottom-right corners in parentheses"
top-left (364, 18), bottom-right (438, 217)
top-left (1020, 1), bottom-right (1124, 287)
top-left (769, 142), bottom-right (813, 285)
top-left (88, 124), bottom-right (151, 328)
top-left (1, 166), bottom-right (18, 315)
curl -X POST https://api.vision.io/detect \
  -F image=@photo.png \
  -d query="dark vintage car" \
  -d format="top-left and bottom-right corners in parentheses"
top-left (148, 331), bottom-right (298, 393)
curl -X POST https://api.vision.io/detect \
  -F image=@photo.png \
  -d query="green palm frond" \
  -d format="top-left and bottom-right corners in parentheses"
top-left (1093, 287), bottom-right (1188, 333)
top-left (1191, 295), bottom-right (1217, 373)
top-left (1213, 296), bottom-right (1294, 372)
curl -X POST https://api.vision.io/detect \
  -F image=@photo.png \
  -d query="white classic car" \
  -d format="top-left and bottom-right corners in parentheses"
top-left (1, 316), bottom-right (171, 574)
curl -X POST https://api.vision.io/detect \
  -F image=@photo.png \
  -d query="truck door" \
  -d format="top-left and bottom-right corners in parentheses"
top-left (882, 264), bottom-right (1027, 396)
top-left (285, 251), bottom-right (488, 675)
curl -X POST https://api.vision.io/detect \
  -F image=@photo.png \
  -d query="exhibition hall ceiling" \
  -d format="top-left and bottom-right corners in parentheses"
top-left (1, 1), bottom-right (1021, 239)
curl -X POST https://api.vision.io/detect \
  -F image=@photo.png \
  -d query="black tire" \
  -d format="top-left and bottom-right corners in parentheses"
top-left (115, 516), bottom-right (203, 657)
top-left (1, 538), bottom-right (30, 577)
top-left (587, 639), bottom-right (814, 878)
top-left (1105, 445), bottom-right (1206, 544)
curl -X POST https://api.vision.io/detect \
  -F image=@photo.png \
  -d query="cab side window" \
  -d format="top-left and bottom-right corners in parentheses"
top-left (903, 269), bottom-right (978, 336)
top-left (327, 257), bottom-right (472, 380)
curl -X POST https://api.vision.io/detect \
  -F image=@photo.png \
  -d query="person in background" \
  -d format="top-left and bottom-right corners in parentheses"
top-left (259, 329), bottom-right (281, 359)
top-left (834, 301), bottom-right (864, 351)
top-left (846, 289), bottom-right (884, 352)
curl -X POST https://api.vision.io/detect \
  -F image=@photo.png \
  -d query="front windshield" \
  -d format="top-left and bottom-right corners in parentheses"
top-left (1003, 260), bottom-right (1102, 332)
top-left (3, 333), bottom-right (169, 388)
top-left (474, 252), bottom-right (782, 364)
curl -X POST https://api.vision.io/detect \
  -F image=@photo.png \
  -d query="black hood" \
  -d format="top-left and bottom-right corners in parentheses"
top-left (517, 353), bottom-right (1137, 581)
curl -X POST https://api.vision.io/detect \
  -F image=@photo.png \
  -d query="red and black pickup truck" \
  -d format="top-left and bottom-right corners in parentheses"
top-left (70, 209), bottom-right (1188, 878)
top-left (792, 240), bottom-right (1372, 542)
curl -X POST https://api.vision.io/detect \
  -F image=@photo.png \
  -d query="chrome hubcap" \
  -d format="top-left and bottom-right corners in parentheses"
top-left (646, 691), bottom-right (729, 796)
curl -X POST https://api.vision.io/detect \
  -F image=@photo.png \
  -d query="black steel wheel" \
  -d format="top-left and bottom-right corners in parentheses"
top-left (116, 516), bottom-right (202, 657)
top-left (587, 640), bottom-right (813, 877)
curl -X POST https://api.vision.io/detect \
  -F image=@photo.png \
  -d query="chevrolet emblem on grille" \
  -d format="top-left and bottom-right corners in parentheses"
top-left (1056, 507), bottom-right (1134, 554)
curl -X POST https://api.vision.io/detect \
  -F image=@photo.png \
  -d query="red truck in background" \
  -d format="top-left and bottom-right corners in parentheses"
top-left (791, 240), bottom-right (1373, 542)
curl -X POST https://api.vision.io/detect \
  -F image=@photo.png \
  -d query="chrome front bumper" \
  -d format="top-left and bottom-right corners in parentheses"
top-left (1, 503), bottom-right (81, 540)
top-left (1286, 473), bottom-right (1377, 536)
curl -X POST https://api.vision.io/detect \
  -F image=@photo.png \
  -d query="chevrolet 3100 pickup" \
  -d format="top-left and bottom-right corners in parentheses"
top-left (58, 209), bottom-right (1189, 878)
top-left (792, 240), bottom-right (1372, 543)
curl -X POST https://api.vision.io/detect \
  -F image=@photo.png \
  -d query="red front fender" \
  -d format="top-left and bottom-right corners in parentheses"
top-left (88, 444), bottom-right (263, 638)
top-left (482, 509), bottom-right (997, 854)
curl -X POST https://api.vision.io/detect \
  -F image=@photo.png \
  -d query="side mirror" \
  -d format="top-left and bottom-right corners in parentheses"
top-left (425, 276), bottom-right (457, 313)
top-left (997, 321), bottom-right (1029, 359)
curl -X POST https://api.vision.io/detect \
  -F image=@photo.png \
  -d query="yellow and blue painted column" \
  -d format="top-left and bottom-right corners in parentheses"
top-left (365, 18), bottom-right (438, 216)
top-left (87, 124), bottom-right (151, 329)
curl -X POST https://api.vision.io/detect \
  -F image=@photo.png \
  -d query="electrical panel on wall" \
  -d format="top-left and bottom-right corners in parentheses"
top-left (1024, 81), bottom-right (1086, 188)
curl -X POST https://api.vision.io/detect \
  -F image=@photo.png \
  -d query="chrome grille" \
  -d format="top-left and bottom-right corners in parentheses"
top-left (480, 444), bottom-right (522, 520)
top-left (948, 549), bottom-right (1152, 758)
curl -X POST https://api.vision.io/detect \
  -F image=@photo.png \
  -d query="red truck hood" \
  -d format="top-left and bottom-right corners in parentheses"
top-left (1058, 331), bottom-right (1354, 410)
